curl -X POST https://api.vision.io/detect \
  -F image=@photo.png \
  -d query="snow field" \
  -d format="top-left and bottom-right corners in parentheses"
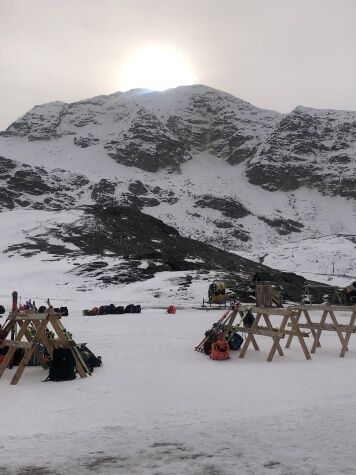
top-left (1, 307), bottom-right (356, 474)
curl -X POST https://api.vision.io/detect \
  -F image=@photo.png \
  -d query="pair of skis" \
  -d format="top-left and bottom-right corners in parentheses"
top-left (195, 306), bottom-right (238, 352)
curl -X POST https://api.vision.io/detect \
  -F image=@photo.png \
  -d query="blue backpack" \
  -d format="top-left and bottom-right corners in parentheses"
top-left (228, 332), bottom-right (244, 351)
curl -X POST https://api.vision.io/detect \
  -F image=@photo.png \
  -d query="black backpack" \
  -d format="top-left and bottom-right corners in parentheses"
top-left (46, 348), bottom-right (76, 381)
top-left (203, 329), bottom-right (216, 355)
top-left (125, 304), bottom-right (141, 314)
top-left (243, 311), bottom-right (255, 329)
top-left (104, 304), bottom-right (116, 315)
top-left (0, 305), bottom-right (5, 315)
top-left (77, 344), bottom-right (102, 373)
top-left (59, 307), bottom-right (69, 317)
top-left (125, 304), bottom-right (135, 313)
top-left (115, 306), bottom-right (125, 314)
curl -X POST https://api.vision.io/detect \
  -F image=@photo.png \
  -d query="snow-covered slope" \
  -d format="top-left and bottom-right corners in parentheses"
top-left (0, 85), bottom-right (355, 290)
top-left (234, 234), bottom-right (356, 287)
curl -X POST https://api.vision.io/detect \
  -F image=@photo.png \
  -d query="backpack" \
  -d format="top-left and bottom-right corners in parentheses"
top-left (46, 348), bottom-right (76, 381)
top-left (243, 311), bottom-right (255, 329)
top-left (228, 332), bottom-right (244, 351)
top-left (0, 305), bottom-right (5, 315)
top-left (99, 305), bottom-right (107, 315)
top-left (115, 306), bottom-right (125, 314)
top-left (107, 304), bottom-right (116, 315)
top-left (125, 304), bottom-right (141, 314)
top-left (59, 307), bottom-right (69, 317)
top-left (210, 336), bottom-right (230, 360)
top-left (77, 344), bottom-right (102, 373)
top-left (166, 305), bottom-right (176, 314)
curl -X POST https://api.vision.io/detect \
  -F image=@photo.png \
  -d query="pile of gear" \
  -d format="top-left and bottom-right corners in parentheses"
top-left (45, 344), bottom-right (102, 381)
top-left (202, 309), bottom-right (255, 360)
top-left (83, 303), bottom-right (141, 316)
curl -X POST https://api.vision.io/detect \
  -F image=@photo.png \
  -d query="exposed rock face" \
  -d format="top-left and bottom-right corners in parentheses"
top-left (194, 196), bottom-right (250, 219)
top-left (2, 102), bottom-right (67, 141)
top-left (0, 85), bottom-right (281, 172)
top-left (104, 109), bottom-right (191, 172)
top-left (0, 85), bottom-right (355, 259)
top-left (0, 156), bottom-right (90, 211)
top-left (246, 106), bottom-right (356, 198)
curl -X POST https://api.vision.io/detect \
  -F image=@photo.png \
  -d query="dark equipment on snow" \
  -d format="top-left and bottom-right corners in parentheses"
top-left (77, 344), bottom-right (102, 373)
top-left (0, 305), bottom-right (5, 315)
top-left (345, 282), bottom-right (356, 305)
top-left (125, 304), bottom-right (141, 314)
top-left (243, 310), bottom-right (255, 329)
top-left (210, 334), bottom-right (230, 360)
top-left (45, 348), bottom-right (76, 382)
top-left (228, 332), bottom-right (244, 351)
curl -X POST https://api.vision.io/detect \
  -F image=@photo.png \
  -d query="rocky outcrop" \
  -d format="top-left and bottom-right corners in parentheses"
top-left (246, 106), bottom-right (356, 198)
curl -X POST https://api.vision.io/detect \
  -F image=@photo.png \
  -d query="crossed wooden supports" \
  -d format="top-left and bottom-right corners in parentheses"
top-left (238, 306), bottom-right (311, 362)
top-left (285, 304), bottom-right (356, 357)
top-left (0, 306), bottom-right (90, 385)
top-left (195, 304), bottom-right (311, 362)
top-left (199, 304), bottom-right (356, 362)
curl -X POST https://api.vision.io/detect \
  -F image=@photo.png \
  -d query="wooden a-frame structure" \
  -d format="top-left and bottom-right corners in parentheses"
top-left (0, 293), bottom-right (90, 385)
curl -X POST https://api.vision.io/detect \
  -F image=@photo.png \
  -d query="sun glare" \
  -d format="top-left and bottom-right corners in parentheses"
top-left (119, 45), bottom-right (196, 91)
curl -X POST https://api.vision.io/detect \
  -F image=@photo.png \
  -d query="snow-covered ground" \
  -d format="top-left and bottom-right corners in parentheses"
top-left (234, 234), bottom-right (356, 287)
top-left (1, 246), bottom-right (356, 474)
top-left (2, 305), bottom-right (356, 475)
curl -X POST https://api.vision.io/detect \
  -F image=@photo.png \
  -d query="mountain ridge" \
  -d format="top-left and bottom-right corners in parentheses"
top-left (0, 84), bottom-right (354, 292)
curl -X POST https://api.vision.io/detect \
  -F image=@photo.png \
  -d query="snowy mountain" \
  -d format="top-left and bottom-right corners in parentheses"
top-left (0, 85), bottom-right (355, 294)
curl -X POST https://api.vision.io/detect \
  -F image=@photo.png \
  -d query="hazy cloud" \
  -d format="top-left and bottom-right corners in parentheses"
top-left (1, 0), bottom-right (356, 129)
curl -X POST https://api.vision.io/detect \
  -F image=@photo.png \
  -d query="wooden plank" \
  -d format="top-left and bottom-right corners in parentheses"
top-left (267, 314), bottom-right (289, 362)
top-left (0, 320), bottom-right (30, 378)
top-left (289, 313), bottom-right (311, 360)
top-left (329, 309), bottom-right (348, 350)
top-left (3, 341), bottom-right (33, 348)
top-left (239, 314), bottom-right (261, 358)
top-left (291, 304), bottom-right (356, 312)
top-left (340, 310), bottom-right (356, 357)
top-left (14, 314), bottom-right (52, 321)
top-left (285, 309), bottom-right (301, 349)
top-left (243, 328), bottom-right (286, 338)
top-left (248, 307), bottom-right (299, 316)
top-left (294, 323), bottom-right (356, 332)
top-left (311, 310), bottom-right (328, 353)
top-left (10, 346), bottom-right (36, 385)
top-left (303, 309), bottom-right (321, 348)
top-left (263, 314), bottom-right (284, 356)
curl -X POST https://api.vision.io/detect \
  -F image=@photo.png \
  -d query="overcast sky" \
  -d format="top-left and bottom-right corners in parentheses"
top-left (1, 0), bottom-right (356, 130)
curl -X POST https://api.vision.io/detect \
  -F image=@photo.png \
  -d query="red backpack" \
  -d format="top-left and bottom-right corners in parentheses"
top-left (166, 305), bottom-right (176, 314)
top-left (210, 335), bottom-right (230, 360)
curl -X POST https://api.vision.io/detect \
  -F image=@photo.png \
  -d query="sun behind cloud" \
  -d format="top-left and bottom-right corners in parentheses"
top-left (119, 44), bottom-right (196, 91)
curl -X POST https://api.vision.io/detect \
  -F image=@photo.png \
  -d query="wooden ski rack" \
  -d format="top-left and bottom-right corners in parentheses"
top-left (0, 303), bottom-right (90, 385)
top-left (238, 306), bottom-right (311, 361)
top-left (285, 304), bottom-right (356, 357)
top-left (195, 304), bottom-right (311, 362)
